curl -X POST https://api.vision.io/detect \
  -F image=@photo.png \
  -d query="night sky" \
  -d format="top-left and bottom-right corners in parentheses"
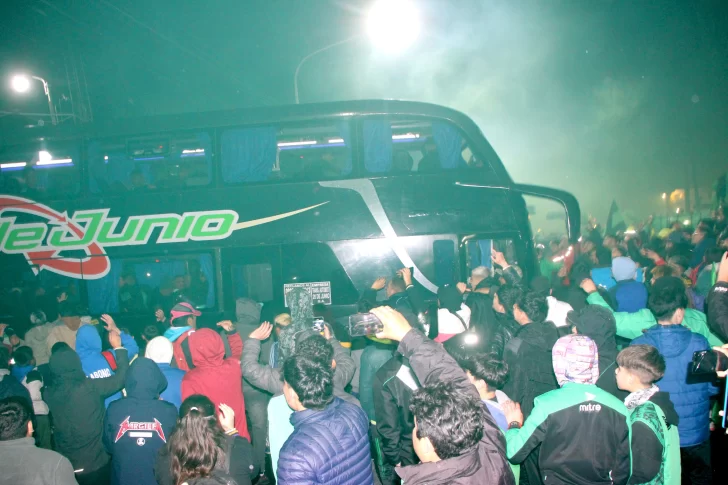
top-left (1, 0), bottom-right (727, 231)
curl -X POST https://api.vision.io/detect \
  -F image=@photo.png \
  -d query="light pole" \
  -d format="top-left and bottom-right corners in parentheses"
top-left (11, 74), bottom-right (58, 125)
top-left (293, 0), bottom-right (420, 104)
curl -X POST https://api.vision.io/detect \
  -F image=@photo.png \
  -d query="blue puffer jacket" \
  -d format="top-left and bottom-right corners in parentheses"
top-left (277, 398), bottom-right (374, 485)
top-left (76, 325), bottom-right (139, 408)
top-left (632, 325), bottom-right (718, 447)
top-left (609, 280), bottom-right (648, 313)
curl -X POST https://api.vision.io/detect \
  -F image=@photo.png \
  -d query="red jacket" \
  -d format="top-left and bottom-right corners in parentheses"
top-left (171, 329), bottom-right (195, 372)
top-left (180, 328), bottom-right (250, 441)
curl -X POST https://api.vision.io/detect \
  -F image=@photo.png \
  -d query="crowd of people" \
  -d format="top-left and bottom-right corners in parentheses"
top-left (2, 211), bottom-right (728, 485)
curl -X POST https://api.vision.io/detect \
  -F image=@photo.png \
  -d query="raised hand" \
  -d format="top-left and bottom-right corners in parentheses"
top-left (218, 403), bottom-right (236, 432)
top-left (108, 329), bottom-right (122, 349)
top-left (398, 267), bottom-right (413, 287)
top-left (249, 321), bottom-right (273, 341)
top-left (369, 306), bottom-right (412, 342)
top-left (491, 250), bottom-right (508, 268)
top-left (579, 278), bottom-right (598, 294)
top-left (101, 314), bottom-right (118, 333)
top-left (371, 277), bottom-right (387, 291)
top-left (216, 320), bottom-right (235, 332)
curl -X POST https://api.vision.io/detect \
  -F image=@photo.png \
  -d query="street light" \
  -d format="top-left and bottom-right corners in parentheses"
top-left (294, 0), bottom-right (420, 103)
top-left (10, 74), bottom-right (58, 125)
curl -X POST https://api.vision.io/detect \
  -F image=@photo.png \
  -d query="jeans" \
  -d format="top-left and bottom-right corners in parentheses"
top-left (681, 439), bottom-right (712, 485)
top-left (359, 344), bottom-right (394, 422)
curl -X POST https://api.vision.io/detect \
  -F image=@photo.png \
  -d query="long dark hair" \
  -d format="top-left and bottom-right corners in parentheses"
top-left (168, 395), bottom-right (227, 485)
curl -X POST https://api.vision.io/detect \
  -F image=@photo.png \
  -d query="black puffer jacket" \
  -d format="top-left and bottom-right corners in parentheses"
top-left (373, 354), bottom-right (419, 469)
top-left (707, 282), bottom-right (728, 343)
top-left (44, 347), bottom-right (129, 474)
top-left (501, 321), bottom-right (560, 418)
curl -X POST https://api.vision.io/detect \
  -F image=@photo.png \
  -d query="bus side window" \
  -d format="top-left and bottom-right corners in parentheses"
top-left (221, 120), bottom-right (353, 184)
top-left (88, 132), bottom-right (213, 194)
top-left (0, 142), bottom-right (81, 198)
top-left (363, 118), bottom-right (470, 174)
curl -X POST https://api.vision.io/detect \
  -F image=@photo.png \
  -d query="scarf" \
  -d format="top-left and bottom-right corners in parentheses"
top-left (624, 384), bottom-right (659, 410)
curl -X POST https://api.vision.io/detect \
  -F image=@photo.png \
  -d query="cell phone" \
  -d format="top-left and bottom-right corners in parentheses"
top-left (311, 317), bottom-right (325, 333)
top-left (348, 313), bottom-right (383, 337)
top-left (691, 350), bottom-right (728, 375)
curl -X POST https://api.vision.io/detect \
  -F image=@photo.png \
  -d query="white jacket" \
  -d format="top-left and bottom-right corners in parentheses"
top-left (22, 372), bottom-right (49, 416)
top-left (546, 296), bottom-right (573, 328)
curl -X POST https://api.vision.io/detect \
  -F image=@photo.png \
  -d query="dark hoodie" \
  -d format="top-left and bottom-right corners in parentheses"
top-left (501, 320), bottom-right (561, 418)
top-left (181, 328), bottom-right (250, 440)
top-left (570, 305), bottom-right (629, 401)
top-left (44, 347), bottom-right (129, 475)
top-left (102, 357), bottom-right (178, 485)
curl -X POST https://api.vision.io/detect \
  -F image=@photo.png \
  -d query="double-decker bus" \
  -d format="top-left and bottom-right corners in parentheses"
top-left (0, 100), bottom-right (579, 323)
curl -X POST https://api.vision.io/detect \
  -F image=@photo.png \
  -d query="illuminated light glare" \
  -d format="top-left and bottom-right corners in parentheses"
top-left (146, 272), bottom-right (151, 277)
top-left (11, 75), bottom-right (31, 93)
top-left (37, 158), bottom-right (73, 166)
top-left (463, 333), bottom-right (479, 346)
top-left (367, 0), bottom-right (420, 54)
top-left (277, 140), bottom-right (317, 148)
top-left (624, 230), bottom-right (637, 235)
top-left (328, 138), bottom-right (345, 144)
top-left (38, 151), bottom-right (52, 163)
top-left (683, 219), bottom-right (691, 226)
top-left (0, 162), bottom-right (27, 169)
top-left (661, 193), bottom-right (667, 200)
top-left (392, 133), bottom-right (420, 140)
top-left (182, 148), bottom-right (205, 154)
top-left (104, 155), bottom-right (109, 161)
top-left (676, 208), bottom-right (680, 214)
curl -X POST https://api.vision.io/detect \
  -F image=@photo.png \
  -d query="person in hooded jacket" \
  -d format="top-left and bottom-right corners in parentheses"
top-left (75, 315), bottom-right (139, 408)
top-left (610, 257), bottom-right (649, 313)
top-left (102, 357), bottom-right (178, 485)
top-left (145, 336), bottom-right (185, 409)
top-left (503, 334), bottom-right (631, 485)
top-left (629, 277), bottom-right (718, 485)
top-left (569, 305), bottom-right (628, 400)
top-left (180, 323), bottom-right (251, 441)
top-left (44, 331), bottom-right (130, 485)
top-left (24, 310), bottom-right (59, 367)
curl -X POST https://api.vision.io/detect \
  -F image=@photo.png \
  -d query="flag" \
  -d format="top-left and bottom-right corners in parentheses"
top-left (606, 200), bottom-right (626, 235)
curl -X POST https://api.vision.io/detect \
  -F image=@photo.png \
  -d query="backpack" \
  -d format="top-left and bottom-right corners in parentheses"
top-left (630, 400), bottom-right (681, 485)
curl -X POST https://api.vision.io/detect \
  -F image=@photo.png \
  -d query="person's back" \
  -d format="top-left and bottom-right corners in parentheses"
top-left (45, 337), bottom-right (130, 485)
top-left (0, 396), bottom-right (78, 485)
top-left (102, 357), bottom-right (178, 485)
top-left (24, 311), bottom-right (57, 366)
top-left (632, 325), bottom-right (713, 447)
top-left (181, 327), bottom-right (250, 440)
top-left (502, 319), bottom-right (560, 417)
top-left (373, 354), bottom-right (419, 485)
top-left (75, 320), bottom-right (139, 407)
top-left (505, 335), bottom-right (630, 485)
top-left (611, 279), bottom-right (649, 313)
top-left (277, 354), bottom-right (374, 485)
top-left (0, 347), bottom-right (32, 405)
top-left (145, 336), bottom-right (185, 409)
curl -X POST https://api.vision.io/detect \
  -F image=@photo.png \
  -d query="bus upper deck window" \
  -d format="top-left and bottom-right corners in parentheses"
top-left (88, 132), bottom-right (213, 193)
top-left (363, 118), bottom-right (469, 174)
top-left (221, 121), bottom-right (353, 184)
top-left (0, 143), bottom-right (80, 198)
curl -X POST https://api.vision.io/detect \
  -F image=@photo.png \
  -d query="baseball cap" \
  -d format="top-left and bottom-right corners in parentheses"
top-left (170, 302), bottom-right (201, 323)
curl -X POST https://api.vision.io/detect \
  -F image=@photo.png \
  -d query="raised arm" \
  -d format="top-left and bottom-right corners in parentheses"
top-left (241, 322), bottom-right (284, 394)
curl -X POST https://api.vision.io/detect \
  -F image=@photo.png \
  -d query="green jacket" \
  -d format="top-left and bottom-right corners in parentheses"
top-left (628, 400), bottom-right (681, 485)
top-left (506, 382), bottom-right (631, 485)
top-left (586, 293), bottom-right (724, 347)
